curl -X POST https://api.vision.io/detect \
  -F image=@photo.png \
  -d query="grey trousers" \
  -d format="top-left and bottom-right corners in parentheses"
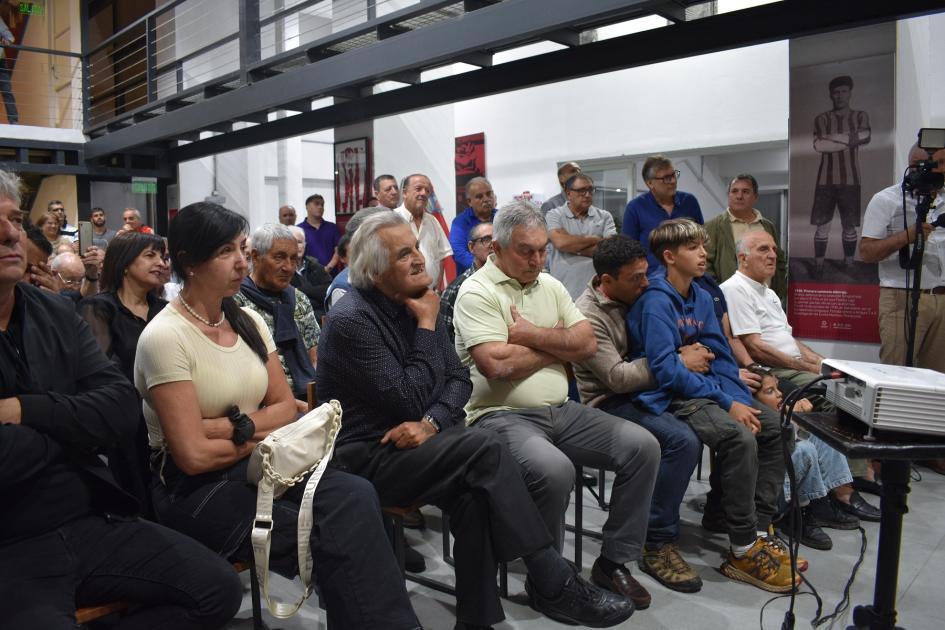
top-left (475, 400), bottom-right (660, 564)
top-left (674, 398), bottom-right (784, 546)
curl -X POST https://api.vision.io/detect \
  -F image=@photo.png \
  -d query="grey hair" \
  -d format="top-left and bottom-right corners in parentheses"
top-left (50, 252), bottom-right (82, 272)
top-left (493, 199), bottom-right (546, 247)
top-left (468, 221), bottom-right (492, 242)
top-left (0, 169), bottom-right (21, 205)
top-left (252, 223), bottom-right (296, 256)
top-left (465, 176), bottom-right (491, 192)
top-left (642, 155), bottom-right (673, 181)
top-left (735, 231), bottom-right (772, 260)
top-left (287, 225), bottom-right (305, 241)
top-left (124, 207), bottom-right (142, 218)
top-left (349, 212), bottom-right (408, 290)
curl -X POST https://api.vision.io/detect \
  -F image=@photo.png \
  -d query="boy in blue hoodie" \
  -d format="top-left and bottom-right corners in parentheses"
top-left (627, 218), bottom-right (798, 593)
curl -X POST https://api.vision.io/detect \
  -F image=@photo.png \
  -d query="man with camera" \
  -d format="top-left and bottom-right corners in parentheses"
top-left (860, 143), bottom-right (945, 374)
top-left (860, 142), bottom-right (945, 474)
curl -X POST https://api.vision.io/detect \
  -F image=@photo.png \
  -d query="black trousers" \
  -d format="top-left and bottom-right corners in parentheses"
top-left (153, 459), bottom-right (420, 630)
top-left (0, 515), bottom-right (242, 630)
top-left (332, 426), bottom-right (554, 627)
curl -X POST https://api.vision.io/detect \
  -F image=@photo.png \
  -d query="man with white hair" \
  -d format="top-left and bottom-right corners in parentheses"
top-left (120, 207), bottom-right (154, 234)
top-left (287, 224), bottom-right (332, 317)
top-left (454, 200), bottom-right (660, 610)
top-left (234, 224), bottom-right (320, 408)
top-left (395, 174), bottom-right (452, 291)
top-left (317, 212), bottom-right (635, 629)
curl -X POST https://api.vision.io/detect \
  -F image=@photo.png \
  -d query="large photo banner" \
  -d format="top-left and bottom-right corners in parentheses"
top-left (788, 38), bottom-right (894, 343)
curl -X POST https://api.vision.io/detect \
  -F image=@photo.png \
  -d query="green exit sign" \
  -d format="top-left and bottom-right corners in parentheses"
top-left (19, 2), bottom-right (44, 16)
top-left (132, 181), bottom-right (157, 194)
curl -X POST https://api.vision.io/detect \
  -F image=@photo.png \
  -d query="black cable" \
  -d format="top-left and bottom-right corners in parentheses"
top-left (759, 590), bottom-right (820, 630)
top-left (811, 526), bottom-right (868, 629)
top-left (774, 374), bottom-right (840, 630)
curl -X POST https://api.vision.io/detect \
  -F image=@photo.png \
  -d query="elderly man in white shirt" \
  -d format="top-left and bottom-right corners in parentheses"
top-left (394, 173), bottom-right (453, 292)
top-left (720, 231), bottom-right (824, 384)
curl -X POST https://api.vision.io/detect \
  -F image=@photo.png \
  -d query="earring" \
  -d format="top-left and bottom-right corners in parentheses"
top-left (187, 271), bottom-right (194, 277)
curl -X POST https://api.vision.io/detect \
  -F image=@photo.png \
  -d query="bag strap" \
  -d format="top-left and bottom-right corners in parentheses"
top-left (250, 432), bottom-right (338, 619)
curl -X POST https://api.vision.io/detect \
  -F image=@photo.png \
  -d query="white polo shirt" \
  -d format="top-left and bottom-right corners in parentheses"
top-left (721, 270), bottom-right (801, 358)
top-left (860, 183), bottom-right (945, 289)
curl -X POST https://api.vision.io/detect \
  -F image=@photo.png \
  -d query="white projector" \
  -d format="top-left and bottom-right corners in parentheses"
top-left (821, 359), bottom-right (945, 437)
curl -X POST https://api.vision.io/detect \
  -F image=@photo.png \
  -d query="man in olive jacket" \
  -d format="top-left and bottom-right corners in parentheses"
top-left (705, 174), bottom-right (787, 302)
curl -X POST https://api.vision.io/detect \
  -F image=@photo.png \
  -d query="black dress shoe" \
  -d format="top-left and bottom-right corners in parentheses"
top-left (526, 567), bottom-right (634, 628)
top-left (852, 477), bottom-right (882, 496)
top-left (404, 544), bottom-right (426, 573)
top-left (454, 624), bottom-right (493, 630)
top-left (776, 509), bottom-right (833, 551)
top-left (834, 491), bottom-right (880, 522)
top-left (806, 496), bottom-right (860, 530)
top-left (591, 559), bottom-right (651, 609)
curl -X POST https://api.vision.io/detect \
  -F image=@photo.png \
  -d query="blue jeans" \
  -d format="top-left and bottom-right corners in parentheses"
top-left (599, 394), bottom-right (701, 545)
top-left (785, 434), bottom-right (853, 504)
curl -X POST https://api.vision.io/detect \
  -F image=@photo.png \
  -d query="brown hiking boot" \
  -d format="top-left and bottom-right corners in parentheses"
top-left (638, 543), bottom-right (703, 593)
top-left (720, 538), bottom-right (801, 593)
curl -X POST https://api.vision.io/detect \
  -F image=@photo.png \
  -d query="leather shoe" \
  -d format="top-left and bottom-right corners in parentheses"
top-left (852, 477), bottom-right (882, 496)
top-left (454, 624), bottom-right (493, 630)
top-left (591, 559), bottom-right (651, 610)
top-left (806, 496), bottom-right (859, 530)
top-left (833, 490), bottom-right (880, 522)
top-left (776, 509), bottom-right (833, 551)
top-left (526, 566), bottom-right (634, 627)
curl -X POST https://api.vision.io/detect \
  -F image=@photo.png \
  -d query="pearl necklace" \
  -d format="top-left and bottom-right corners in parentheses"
top-left (178, 293), bottom-right (226, 327)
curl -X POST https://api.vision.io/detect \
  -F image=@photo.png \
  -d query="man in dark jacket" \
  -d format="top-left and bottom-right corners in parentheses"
top-left (0, 170), bottom-right (242, 629)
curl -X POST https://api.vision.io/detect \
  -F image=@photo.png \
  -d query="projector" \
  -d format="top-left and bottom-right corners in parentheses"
top-left (822, 359), bottom-right (945, 437)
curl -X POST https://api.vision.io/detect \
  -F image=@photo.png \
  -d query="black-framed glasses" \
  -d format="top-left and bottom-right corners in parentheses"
top-left (569, 186), bottom-right (595, 196)
top-left (470, 235), bottom-right (493, 245)
top-left (651, 170), bottom-right (681, 184)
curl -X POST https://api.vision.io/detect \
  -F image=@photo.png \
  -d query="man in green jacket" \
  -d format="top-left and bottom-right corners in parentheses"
top-left (705, 174), bottom-right (787, 302)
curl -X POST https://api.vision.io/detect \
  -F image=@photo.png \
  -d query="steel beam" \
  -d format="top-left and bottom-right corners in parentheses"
top-left (162, 0), bottom-right (945, 164)
top-left (84, 0), bottom-right (671, 159)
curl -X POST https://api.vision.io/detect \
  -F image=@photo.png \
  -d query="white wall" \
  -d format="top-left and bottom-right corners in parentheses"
top-left (895, 14), bottom-right (945, 171)
top-left (454, 41), bottom-right (790, 213)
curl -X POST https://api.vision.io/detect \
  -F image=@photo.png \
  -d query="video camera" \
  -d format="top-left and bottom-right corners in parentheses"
top-left (903, 127), bottom-right (945, 196)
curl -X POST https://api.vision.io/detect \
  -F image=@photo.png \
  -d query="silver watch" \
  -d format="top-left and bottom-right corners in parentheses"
top-left (423, 414), bottom-right (441, 433)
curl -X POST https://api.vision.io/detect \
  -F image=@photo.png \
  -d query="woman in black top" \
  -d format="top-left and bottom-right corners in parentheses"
top-left (80, 231), bottom-right (168, 382)
top-left (79, 231), bottom-right (168, 511)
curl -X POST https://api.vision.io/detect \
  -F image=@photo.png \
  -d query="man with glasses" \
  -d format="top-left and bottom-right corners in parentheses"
top-left (449, 176), bottom-right (498, 275)
top-left (547, 173), bottom-right (617, 299)
top-left (441, 221), bottom-right (493, 342)
top-left (622, 156), bottom-right (703, 270)
top-left (48, 201), bottom-right (77, 240)
top-left (541, 161), bottom-right (582, 217)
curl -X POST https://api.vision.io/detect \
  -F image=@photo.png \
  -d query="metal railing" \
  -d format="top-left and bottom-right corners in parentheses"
top-left (0, 45), bottom-right (83, 129)
top-left (81, 0), bottom-right (493, 134)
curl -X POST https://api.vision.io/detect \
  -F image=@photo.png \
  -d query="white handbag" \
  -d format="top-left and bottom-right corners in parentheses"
top-left (247, 399), bottom-right (343, 619)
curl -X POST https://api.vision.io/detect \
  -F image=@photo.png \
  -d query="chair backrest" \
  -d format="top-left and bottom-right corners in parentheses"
top-left (307, 381), bottom-right (317, 411)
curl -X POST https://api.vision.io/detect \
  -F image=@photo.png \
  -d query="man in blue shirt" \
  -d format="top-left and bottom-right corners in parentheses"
top-left (449, 176), bottom-right (497, 274)
top-left (298, 193), bottom-right (341, 272)
top-left (622, 156), bottom-right (703, 269)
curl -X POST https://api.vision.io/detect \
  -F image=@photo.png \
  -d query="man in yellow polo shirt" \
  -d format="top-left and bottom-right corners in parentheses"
top-left (453, 200), bottom-right (661, 611)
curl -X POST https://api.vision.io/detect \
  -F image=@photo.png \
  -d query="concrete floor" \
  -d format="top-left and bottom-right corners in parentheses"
top-left (227, 457), bottom-right (945, 630)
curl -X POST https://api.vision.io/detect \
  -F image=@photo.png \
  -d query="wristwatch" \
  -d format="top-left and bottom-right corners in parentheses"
top-left (226, 406), bottom-right (256, 445)
top-left (422, 414), bottom-right (441, 433)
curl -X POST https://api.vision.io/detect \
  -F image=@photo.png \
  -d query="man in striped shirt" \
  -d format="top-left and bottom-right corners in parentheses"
top-left (809, 75), bottom-right (870, 277)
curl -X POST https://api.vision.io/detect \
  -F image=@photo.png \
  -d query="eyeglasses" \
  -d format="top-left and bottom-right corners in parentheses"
top-left (569, 186), bottom-right (595, 196)
top-left (57, 273), bottom-right (81, 288)
top-left (470, 235), bottom-right (493, 245)
top-left (651, 170), bottom-right (681, 184)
